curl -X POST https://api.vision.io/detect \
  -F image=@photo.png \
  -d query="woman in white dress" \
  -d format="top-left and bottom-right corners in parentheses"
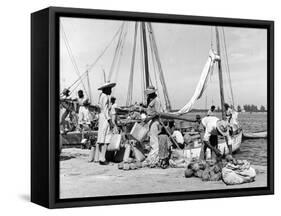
top-left (94, 82), bottom-right (116, 165)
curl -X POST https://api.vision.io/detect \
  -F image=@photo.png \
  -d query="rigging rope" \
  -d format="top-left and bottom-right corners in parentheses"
top-left (126, 22), bottom-right (139, 106)
top-left (60, 22), bottom-right (88, 97)
top-left (139, 27), bottom-right (145, 104)
top-left (108, 23), bottom-right (125, 81)
top-left (112, 23), bottom-right (128, 84)
top-left (66, 23), bottom-right (125, 91)
top-left (147, 23), bottom-right (172, 111)
top-left (148, 25), bottom-right (164, 109)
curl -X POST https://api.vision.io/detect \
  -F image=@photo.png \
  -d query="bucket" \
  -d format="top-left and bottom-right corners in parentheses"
top-left (107, 134), bottom-right (122, 151)
top-left (130, 122), bottom-right (149, 142)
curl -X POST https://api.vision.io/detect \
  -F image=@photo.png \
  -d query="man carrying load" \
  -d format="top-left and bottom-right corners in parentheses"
top-left (196, 115), bottom-right (232, 160)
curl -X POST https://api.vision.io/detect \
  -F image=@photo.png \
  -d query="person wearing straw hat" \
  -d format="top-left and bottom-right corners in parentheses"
top-left (197, 115), bottom-right (232, 160)
top-left (142, 86), bottom-right (163, 167)
top-left (95, 82), bottom-right (116, 165)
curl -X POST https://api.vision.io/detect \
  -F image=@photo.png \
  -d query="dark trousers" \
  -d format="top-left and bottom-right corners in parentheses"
top-left (201, 135), bottom-right (218, 160)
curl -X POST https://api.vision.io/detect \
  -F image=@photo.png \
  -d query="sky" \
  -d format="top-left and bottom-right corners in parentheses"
top-left (60, 17), bottom-right (267, 110)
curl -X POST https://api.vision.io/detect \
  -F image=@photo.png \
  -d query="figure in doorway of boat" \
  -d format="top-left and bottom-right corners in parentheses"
top-left (78, 98), bottom-right (92, 131)
top-left (76, 90), bottom-right (86, 113)
top-left (224, 103), bottom-right (240, 135)
top-left (207, 105), bottom-right (216, 117)
top-left (168, 121), bottom-right (184, 149)
top-left (142, 86), bottom-right (163, 167)
top-left (110, 96), bottom-right (118, 127)
top-left (95, 82), bottom-right (116, 165)
top-left (224, 103), bottom-right (233, 123)
top-left (197, 115), bottom-right (232, 160)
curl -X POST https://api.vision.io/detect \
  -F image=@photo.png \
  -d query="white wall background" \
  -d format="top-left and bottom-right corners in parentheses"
top-left (0, 0), bottom-right (279, 214)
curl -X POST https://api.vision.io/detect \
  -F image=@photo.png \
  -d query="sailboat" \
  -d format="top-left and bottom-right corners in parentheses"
top-left (60, 21), bottom-right (243, 159)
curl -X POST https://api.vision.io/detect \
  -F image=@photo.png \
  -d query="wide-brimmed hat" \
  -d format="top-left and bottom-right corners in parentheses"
top-left (83, 98), bottom-right (90, 106)
top-left (216, 120), bottom-right (229, 136)
top-left (98, 82), bottom-right (116, 90)
top-left (144, 86), bottom-right (157, 95)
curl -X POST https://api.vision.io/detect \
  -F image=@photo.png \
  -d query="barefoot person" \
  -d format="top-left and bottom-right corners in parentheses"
top-left (95, 82), bottom-right (116, 165)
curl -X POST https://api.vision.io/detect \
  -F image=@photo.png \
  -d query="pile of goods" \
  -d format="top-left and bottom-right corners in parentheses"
top-left (184, 155), bottom-right (257, 185)
top-left (184, 159), bottom-right (223, 181)
top-left (221, 155), bottom-right (256, 185)
top-left (118, 160), bottom-right (143, 171)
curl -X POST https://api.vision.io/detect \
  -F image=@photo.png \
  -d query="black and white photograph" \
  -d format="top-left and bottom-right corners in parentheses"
top-left (59, 17), bottom-right (268, 199)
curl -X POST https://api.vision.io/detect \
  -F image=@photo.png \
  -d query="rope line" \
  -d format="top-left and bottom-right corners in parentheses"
top-left (139, 26), bottom-right (145, 104)
top-left (108, 23), bottom-right (125, 81)
top-left (60, 22), bottom-right (88, 97)
top-left (66, 23), bottom-right (125, 91)
top-left (126, 22), bottom-right (139, 106)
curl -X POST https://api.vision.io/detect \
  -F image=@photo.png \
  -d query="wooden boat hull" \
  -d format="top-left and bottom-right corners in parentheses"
top-left (243, 131), bottom-right (267, 139)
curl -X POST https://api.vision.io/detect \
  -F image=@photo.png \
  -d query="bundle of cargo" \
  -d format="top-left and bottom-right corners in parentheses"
top-left (184, 159), bottom-right (223, 181)
top-left (221, 156), bottom-right (256, 185)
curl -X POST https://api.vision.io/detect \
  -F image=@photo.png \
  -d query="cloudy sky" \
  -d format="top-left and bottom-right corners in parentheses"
top-left (60, 17), bottom-right (267, 110)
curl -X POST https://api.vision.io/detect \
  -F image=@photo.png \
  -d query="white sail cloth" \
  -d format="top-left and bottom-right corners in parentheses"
top-left (177, 50), bottom-right (220, 114)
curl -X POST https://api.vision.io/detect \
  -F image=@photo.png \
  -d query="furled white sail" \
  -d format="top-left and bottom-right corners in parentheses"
top-left (177, 50), bottom-right (220, 114)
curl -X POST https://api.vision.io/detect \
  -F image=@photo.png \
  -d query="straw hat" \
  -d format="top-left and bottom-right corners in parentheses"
top-left (98, 82), bottom-right (116, 90)
top-left (216, 120), bottom-right (229, 136)
top-left (144, 86), bottom-right (157, 95)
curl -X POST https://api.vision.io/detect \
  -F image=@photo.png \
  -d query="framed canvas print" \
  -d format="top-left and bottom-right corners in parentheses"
top-left (31, 7), bottom-right (274, 208)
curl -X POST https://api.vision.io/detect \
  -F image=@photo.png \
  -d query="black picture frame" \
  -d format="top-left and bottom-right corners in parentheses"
top-left (31, 6), bottom-right (274, 208)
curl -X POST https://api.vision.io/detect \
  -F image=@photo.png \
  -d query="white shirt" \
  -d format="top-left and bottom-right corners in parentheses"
top-left (78, 106), bottom-right (91, 125)
top-left (172, 130), bottom-right (184, 144)
top-left (110, 103), bottom-right (117, 115)
top-left (207, 110), bottom-right (215, 116)
top-left (201, 116), bottom-right (220, 141)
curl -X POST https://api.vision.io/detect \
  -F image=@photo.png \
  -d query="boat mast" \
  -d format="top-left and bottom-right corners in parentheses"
top-left (215, 26), bottom-right (226, 119)
top-left (147, 23), bottom-right (172, 111)
top-left (141, 22), bottom-right (150, 88)
top-left (126, 22), bottom-right (138, 106)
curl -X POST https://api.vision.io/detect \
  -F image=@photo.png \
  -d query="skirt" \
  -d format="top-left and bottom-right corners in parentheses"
top-left (97, 113), bottom-right (112, 144)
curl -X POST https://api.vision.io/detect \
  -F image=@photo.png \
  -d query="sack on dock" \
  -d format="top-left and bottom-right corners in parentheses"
top-left (222, 160), bottom-right (256, 185)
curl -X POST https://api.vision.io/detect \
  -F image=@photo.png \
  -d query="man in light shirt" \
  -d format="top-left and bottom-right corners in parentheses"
top-left (169, 121), bottom-right (184, 149)
top-left (207, 105), bottom-right (216, 116)
top-left (78, 98), bottom-right (92, 130)
top-left (197, 115), bottom-right (231, 160)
